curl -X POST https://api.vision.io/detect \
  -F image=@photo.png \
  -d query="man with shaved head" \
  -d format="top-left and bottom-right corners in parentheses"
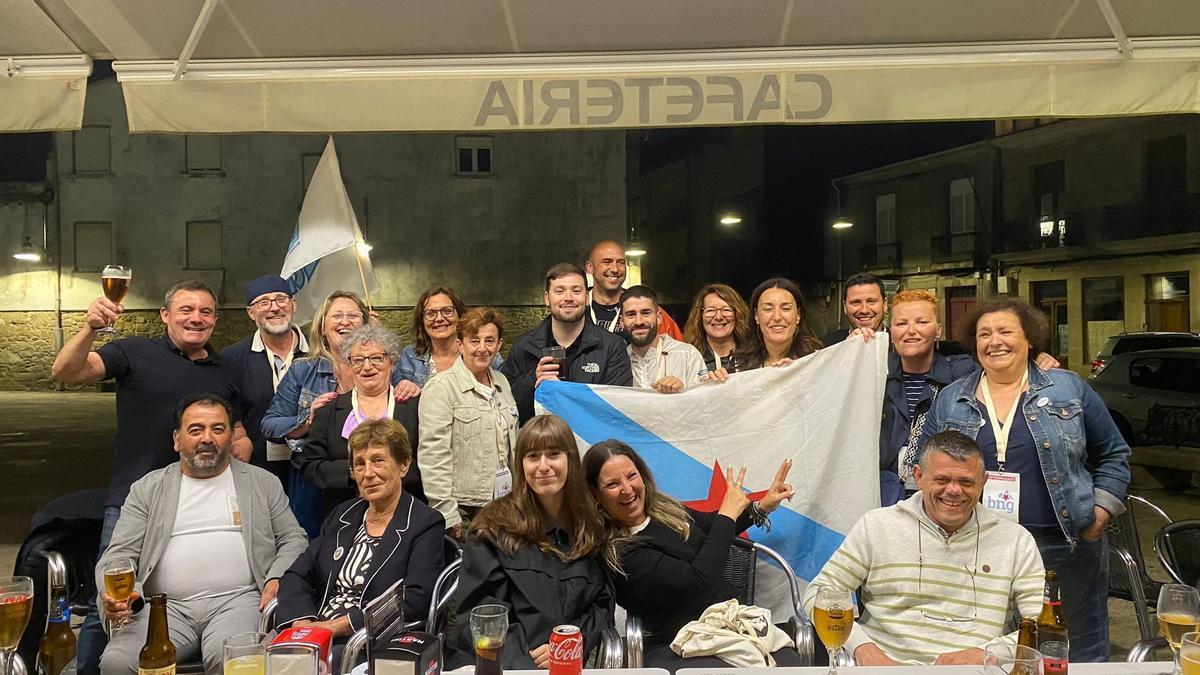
top-left (584, 239), bottom-right (683, 339)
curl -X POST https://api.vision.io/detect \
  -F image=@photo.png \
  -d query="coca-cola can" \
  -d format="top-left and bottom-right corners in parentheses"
top-left (548, 625), bottom-right (583, 675)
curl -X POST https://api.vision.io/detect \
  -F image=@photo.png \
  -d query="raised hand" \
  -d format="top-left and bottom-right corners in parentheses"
top-left (718, 465), bottom-right (750, 519)
top-left (759, 459), bottom-right (795, 513)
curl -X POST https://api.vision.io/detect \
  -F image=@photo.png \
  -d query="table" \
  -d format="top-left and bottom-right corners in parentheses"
top-left (679, 664), bottom-right (1173, 674)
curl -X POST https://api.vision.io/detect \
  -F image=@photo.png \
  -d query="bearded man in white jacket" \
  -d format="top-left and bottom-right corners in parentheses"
top-left (803, 430), bottom-right (1045, 666)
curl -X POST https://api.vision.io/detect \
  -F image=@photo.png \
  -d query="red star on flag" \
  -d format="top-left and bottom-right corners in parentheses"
top-left (681, 461), bottom-right (768, 537)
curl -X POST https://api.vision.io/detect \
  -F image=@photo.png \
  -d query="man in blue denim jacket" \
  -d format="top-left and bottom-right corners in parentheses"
top-left (908, 297), bottom-right (1130, 663)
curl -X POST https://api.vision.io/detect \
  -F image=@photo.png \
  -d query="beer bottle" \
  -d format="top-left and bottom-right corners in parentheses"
top-left (1012, 618), bottom-right (1039, 675)
top-left (1036, 571), bottom-right (1069, 675)
top-left (37, 583), bottom-right (76, 675)
top-left (138, 594), bottom-right (175, 675)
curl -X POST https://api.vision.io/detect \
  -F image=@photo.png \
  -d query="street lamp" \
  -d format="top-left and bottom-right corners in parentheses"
top-left (12, 236), bottom-right (43, 262)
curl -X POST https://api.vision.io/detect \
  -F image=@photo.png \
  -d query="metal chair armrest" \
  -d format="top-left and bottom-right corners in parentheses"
top-left (751, 542), bottom-right (815, 666)
top-left (341, 627), bottom-right (369, 675)
top-left (625, 614), bottom-right (644, 668)
top-left (425, 558), bottom-right (462, 633)
top-left (599, 627), bottom-right (625, 669)
top-left (260, 597), bottom-right (279, 634)
top-left (1112, 546), bottom-right (1157, 641)
top-left (1127, 637), bottom-right (1167, 663)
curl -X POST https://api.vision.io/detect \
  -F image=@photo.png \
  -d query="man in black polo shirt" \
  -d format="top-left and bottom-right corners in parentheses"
top-left (501, 262), bottom-right (632, 423)
top-left (820, 273), bottom-right (888, 347)
top-left (220, 275), bottom-right (308, 482)
top-left (51, 279), bottom-right (248, 675)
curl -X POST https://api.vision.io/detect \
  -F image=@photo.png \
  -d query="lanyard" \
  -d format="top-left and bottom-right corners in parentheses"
top-left (632, 338), bottom-right (668, 388)
top-left (350, 386), bottom-right (396, 425)
top-left (979, 371), bottom-right (1028, 468)
top-left (266, 337), bottom-right (297, 391)
top-left (588, 290), bottom-right (620, 332)
top-left (712, 347), bottom-right (722, 373)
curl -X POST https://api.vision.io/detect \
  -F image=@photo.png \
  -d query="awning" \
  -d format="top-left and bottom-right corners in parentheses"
top-left (14, 0), bottom-right (1200, 133)
top-left (0, 2), bottom-right (92, 132)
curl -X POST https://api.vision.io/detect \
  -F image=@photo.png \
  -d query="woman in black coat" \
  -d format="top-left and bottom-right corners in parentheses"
top-left (583, 440), bottom-right (797, 673)
top-left (299, 325), bottom-right (425, 516)
top-left (277, 419), bottom-right (445, 637)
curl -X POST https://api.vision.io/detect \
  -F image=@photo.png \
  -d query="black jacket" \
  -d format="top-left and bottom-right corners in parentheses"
top-left (299, 391), bottom-right (426, 516)
top-left (274, 493), bottom-right (446, 632)
top-left (220, 331), bottom-right (307, 471)
top-left (446, 527), bottom-right (614, 669)
top-left (613, 507), bottom-right (752, 650)
top-left (500, 316), bottom-right (632, 423)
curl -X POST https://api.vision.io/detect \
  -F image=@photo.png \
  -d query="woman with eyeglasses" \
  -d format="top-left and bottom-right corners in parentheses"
top-left (297, 324), bottom-right (425, 518)
top-left (397, 286), bottom-right (503, 393)
top-left (265, 291), bottom-right (407, 536)
top-left (682, 283), bottom-right (751, 374)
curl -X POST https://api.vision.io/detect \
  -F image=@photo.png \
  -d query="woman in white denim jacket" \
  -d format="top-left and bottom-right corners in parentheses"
top-left (418, 307), bottom-right (520, 539)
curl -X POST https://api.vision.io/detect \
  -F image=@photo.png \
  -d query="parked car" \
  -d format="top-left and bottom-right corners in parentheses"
top-left (1089, 331), bottom-right (1200, 376)
top-left (1089, 347), bottom-right (1200, 445)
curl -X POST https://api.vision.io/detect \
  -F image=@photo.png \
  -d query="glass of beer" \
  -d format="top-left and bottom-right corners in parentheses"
top-left (103, 558), bottom-right (136, 631)
top-left (0, 577), bottom-right (33, 675)
top-left (99, 265), bottom-right (132, 334)
top-left (1158, 584), bottom-right (1200, 674)
top-left (1181, 632), bottom-right (1200, 675)
top-left (470, 604), bottom-right (508, 675)
top-left (984, 643), bottom-right (1043, 674)
top-left (813, 587), bottom-right (853, 674)
top-left (224, 632), bottom-right (267, 675)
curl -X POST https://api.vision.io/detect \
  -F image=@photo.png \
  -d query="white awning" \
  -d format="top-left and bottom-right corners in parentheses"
top-left (13, 0), bottom-right (1200, 133)
top-left (0, 2), bottom-right (92, 132)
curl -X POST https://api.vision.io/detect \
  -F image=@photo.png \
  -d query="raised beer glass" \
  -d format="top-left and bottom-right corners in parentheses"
top-left (99, 265), bottom-right (131, 334)
top-left (470, 604), bottom-right (508, 675)
top-left (1159, 584), bottom-right (1200, 674)
top-left (0, 577), bottom-right (33, 675)
top-left (814, 587), bottom-right (853, 675)
top-left (103, 558), bottom-right (136, 631)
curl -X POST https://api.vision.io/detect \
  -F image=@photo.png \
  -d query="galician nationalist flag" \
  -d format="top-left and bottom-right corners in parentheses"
top-left (535, 337), bottom-right (886, 583)
top-left (281, 136), bottom-right (377, 322)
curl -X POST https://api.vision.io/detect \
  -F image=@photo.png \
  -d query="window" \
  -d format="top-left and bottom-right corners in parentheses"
top-left (874, 193), bottom-right (895, 244)
top-left (1033, 160), bottom-right (1065, 218)
top-left (1083, 277), bottom-right (1124, 362)
top-left (1146, 135), bottom-right (1187, 199)
top-left (73, 126), bottom-right (111, 174)
top-left (455, 136), bottom-right (493, 176)
top-left (185, 135), bottom-right (222, 174)
top-left (949, 178), bottom-right (976, 255)
top-left (1032, 280), bottom-right (1069, 365)
top-left (1129, 356), bottom-right (1200, 394)
top-left (1146, 272), bottom-right (1191, 332)
top-left (74, 222), bottom-right (112, 272)
top-left (186, 221), bottom-right (222, 269)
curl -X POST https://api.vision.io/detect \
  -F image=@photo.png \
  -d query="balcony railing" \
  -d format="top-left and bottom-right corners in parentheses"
top-left (1002, 194), bottom-right (1200, 252)
top-left (931, 231), bottom-right (983, 264)
top-left (860, 242), bottom-right (901, 269)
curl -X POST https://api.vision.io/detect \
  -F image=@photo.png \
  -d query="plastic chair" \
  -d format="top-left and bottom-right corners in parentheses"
top-left (1155, 519), bottom-right (1200, 587)
top-left (604, 538), bottom-right (816, 668)
top-left (1106, 494), bottom-right (1172, 643)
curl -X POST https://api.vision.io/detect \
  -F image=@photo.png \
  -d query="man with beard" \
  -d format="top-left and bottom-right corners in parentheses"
top-left (501, 262), bottom-right (632, 422)
top-left (97, 393), bottom-right (307, 675)
top-left (221, 275), bottom-right (309, 480)
top-left (585, 239), bottom-right (683, 339)
top-left (619, 285), bottom-right (707, 393)
top-left (820, 273), bottom-right (887, 347)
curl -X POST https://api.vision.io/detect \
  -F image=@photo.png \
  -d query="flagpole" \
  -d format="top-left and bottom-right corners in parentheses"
top-left (353, 241), bottom-right (373, 312)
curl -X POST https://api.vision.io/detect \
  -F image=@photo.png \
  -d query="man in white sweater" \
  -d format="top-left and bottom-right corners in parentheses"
top-left (803, 430), bottom-right (1045, 666)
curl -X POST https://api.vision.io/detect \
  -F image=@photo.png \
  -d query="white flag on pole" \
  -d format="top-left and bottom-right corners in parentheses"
top-left (281, 136), bottom-right (377, 322)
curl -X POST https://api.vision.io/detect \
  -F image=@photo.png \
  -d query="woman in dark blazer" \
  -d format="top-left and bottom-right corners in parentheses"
top-left (277, 418), bottom-right (445, 637)
top-left (300, 325), bottom-right (425, 516)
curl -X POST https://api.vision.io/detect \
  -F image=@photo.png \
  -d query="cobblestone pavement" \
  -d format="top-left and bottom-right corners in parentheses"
top-left (1, 391), bottom-right (1196, 661)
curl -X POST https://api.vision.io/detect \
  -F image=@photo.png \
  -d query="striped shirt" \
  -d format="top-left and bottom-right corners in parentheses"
top-left (900, 371), bottom-right (927, 418)
top-left (320, 521), bottom-right (382, 620)
top-left (803, 493), bottom-right (1045, 665)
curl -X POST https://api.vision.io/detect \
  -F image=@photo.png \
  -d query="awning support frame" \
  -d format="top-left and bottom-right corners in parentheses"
top-left (173, 0), bottom-right (220, 80)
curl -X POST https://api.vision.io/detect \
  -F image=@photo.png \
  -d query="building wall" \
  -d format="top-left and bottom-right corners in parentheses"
top-left (0, 77), bottom-right (625, 390)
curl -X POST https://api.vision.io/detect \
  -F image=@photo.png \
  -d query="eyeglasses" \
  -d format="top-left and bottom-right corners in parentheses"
top-left (349, 354), bottom-right (389, 369)
top-left (702, 307), bottom-right (735, 318)
top-left (916, 512), bottom-right (980, 624)
top-left (328, 312), bottom-right (364, 323)
top-left (423, 307), bottom-right (457, 320)
top-left (251, 296), bottom-right (291, 310)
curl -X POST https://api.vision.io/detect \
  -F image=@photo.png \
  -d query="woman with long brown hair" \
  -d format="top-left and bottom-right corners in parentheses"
top-left (446, 415), bottom-right (613, 669)
top-left (682, 283), bottom-right (751, 374)
top-left (728, 277), bottom-right (822, 373)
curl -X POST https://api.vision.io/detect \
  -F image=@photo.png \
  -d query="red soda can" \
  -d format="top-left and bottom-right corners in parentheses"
top-left (548, 625), bottom-right (583, 675)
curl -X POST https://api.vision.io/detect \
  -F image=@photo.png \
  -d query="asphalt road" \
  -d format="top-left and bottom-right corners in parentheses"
top-left (0, 390), bottom-right (1197, 661)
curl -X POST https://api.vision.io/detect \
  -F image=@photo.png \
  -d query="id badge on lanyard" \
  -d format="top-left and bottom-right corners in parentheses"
top-left (494, 467), bottom-right (513, 499)
top-left (979, 372), bottom-right (1028, 522)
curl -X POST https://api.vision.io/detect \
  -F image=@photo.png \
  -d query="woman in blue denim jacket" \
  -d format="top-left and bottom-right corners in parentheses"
top-left (909, 297), bottom-right (1130, 663)
top-left (263, 291), bottom-right (405, 536)
top-left (396, 286), bottom-right (502, 388)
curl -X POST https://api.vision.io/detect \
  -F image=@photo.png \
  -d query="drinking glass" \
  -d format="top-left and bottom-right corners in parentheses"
top-left (470, 604), bottom-right (508, 675)
top-left (99, 266), bottom-right (132, 334)
top-left (983, 643), bottom-right (1042, 674)
top-left (541, 346), bottom-right (566, 371)
top-left (813, 587), bottom-right (853, 675)
top-left (102, 558), bottom-right (136, 631)
top-left (0, 577), bottom-right (33, 675)
top-left (1158, 584), bottom-right (1200, 674)
top-left (1181, 632), bottom-right (1200, 675)
top-left (224, 632), bottom-right (267, 675)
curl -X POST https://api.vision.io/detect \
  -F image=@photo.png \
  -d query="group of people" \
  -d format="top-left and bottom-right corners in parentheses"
top-left (46, 237), bottom-right (1130, 673)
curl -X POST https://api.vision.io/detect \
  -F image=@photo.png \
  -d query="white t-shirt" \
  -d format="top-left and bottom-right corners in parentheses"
top-left (145, 466), bottom-right (256, 601)
top-left (628, 334), bottom-right (709, 389)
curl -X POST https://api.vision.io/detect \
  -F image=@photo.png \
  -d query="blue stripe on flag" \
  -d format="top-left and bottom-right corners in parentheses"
top-left (537, 380), bottom-right (845, 582)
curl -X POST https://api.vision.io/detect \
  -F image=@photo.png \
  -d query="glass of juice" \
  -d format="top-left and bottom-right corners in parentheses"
top-left (224, 632), bottom-right (267, 675)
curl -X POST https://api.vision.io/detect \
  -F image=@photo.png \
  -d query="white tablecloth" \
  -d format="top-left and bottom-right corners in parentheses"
top-left (678, 664), bottom-right (1172, 674)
